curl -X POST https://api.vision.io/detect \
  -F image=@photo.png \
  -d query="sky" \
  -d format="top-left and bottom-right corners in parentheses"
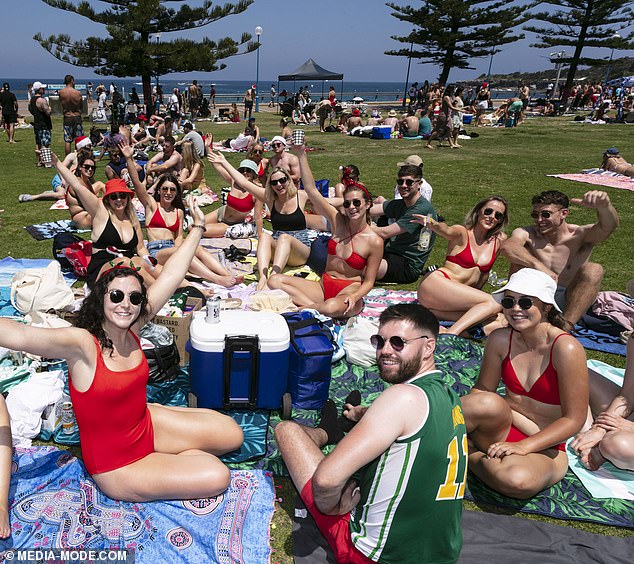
top-left (3, 0), bottom-right (633, 83)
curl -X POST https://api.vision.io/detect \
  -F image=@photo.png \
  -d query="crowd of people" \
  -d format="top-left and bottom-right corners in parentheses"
top-left (0, 74), bottom-right (631, 561)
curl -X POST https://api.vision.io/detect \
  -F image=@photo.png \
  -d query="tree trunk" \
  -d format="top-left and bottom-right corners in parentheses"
top-left (562, 3), bottom-right (593, 102)
top-left (142, 73), bottom-right (153, 115)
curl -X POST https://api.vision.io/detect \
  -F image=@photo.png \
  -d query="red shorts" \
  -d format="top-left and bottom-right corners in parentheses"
top-left (300, 479), bottom-right (374, 564)
top-left (506, 424), bottom-right (566, 452)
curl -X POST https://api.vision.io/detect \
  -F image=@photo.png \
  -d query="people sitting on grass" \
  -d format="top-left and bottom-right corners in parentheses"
top-left (572, 333), bottom-right (634, 471)
top-left (267, 143), bottom-right (383, 319)
top-left (178, 140), bottom-right (207, 193)
top-left (121, 142), bottom-right (241, 288)
top-left (0, 198), bottom-right (243, 502)
top-left (208, 150), bottom-right (312, 290)
top-left (414, 196), bottom-right (508, 336)
top-left (275, 303), bottom-right (466, 563)
top-left (146, 135), bottom-right (183, 184)
top-left (266, 136), bottom-right (300, 185)
top-left (501, 189), bottom-right (619, 332)
top-left (461, 268), bottom-right (588, 499)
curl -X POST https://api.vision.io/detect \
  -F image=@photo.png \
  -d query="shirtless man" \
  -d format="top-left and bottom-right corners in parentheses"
top-left (59, 75), bottom-right (84, 155)
top-left (266, 136), bottom-right (300, 185)
top-left (188, 80), bottom-right (202, 119)
top-left (401, 110), bottom-right (419, 137)
top-left (346, 108), bottom-right (363, 132)
top-left (146, 135), bottom-right (183, 181)
top-left (501, 190), bottom-right (619, 331)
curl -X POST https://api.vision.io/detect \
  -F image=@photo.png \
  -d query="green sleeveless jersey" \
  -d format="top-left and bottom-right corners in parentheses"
top-left (350, 370), bottom-right (467, 563)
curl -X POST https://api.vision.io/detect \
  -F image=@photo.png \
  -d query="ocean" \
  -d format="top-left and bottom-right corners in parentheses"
top-left (3, 78), bottom-right (521, 103)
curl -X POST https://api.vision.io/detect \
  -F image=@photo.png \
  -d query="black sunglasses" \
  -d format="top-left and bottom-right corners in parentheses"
top-left (82, 164), bottom-right (96, 171)
top-left (370, 334), bottom-right (429, 352)
top-left (108, 192), bottom-right (129, 201)
top-left (108, 289), bottom-right (143, 306)
top-left (343, 198), bottom-right (363, 208)
top-left (252, 149), bottom-right (263, 154)
top-left (483, 207), bottom-right (504, 221)
top-left (270, 177), bottom-right (288, 186)
top-left (271, 142), bottom-right (284, 149)
top-left (531, 210), bottom-right (553, 219)
top-left (160, 186), bottom-right (177, 192)
top-left (500, 296), bottom-right (535, 310)
top-left (396, 178), bottom-right (419, 187)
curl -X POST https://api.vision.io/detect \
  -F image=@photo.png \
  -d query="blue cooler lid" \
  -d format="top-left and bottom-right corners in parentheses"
top-left (189, 310), bottom-right (290, 353)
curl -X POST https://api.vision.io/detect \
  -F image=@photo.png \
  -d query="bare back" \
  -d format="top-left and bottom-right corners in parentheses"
top-left (59, 86), bottom-right (83, 117)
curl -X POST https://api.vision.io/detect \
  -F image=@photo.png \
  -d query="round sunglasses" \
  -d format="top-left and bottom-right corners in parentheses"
top-left (482, 207), bottom-right (505, 221)
top-left (108, 289), bottom-right (143, 305)
top-left (370, 334), bottom-right (429, 352)
top-left (270, 177), bottom-right (288, 186)
top-left (343, 198), bottom-right (363, 208)
top-left (500, 296), bottom-right (535, 310)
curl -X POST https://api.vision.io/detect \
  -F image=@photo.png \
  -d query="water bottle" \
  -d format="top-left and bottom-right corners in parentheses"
top-left (417, 215), bottom-right (432, 252)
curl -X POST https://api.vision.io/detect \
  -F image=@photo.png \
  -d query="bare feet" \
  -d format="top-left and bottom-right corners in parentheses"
top-left (0, 507), bottom-right (10, 539)
top-left (256, 277), bottom-right (269, 291)
top-left (580, 445), bottom-right (607, 471)
top-left (425, 144), bottom-right (435, 150)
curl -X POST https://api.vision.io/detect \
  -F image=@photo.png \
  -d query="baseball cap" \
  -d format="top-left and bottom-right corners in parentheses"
top-left (32, 81), bottom-right (47, 91)
top-left (492, 268), bottom-right (561, 312)
top-left (397, 155), bottom-right (423, 167)
top-left (238, 159), bottom-right (258, 174)
top-left (352, 108), bottom-right (361, 116)
top-left (605, 147), bottom-right (620, 155)
top-left (74, 136), bottom-right (92, 150)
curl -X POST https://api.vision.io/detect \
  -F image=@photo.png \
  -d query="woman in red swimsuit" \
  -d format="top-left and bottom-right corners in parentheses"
top-left (414, 196), bottom-right (509, 336)
top-left (267, 144), bottom-right (383, 318)
top-left (121, 142), bottom-right (241, 288)
top-left (461, 268), bottom-right (588, 499)
top-left (0, 196), bottom-right (243, 502)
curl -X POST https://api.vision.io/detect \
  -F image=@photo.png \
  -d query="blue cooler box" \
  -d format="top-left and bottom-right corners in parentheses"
top-left (372, 126), bottom-right (392, 139)
top-left (189, 310), bottom-right (290, 410)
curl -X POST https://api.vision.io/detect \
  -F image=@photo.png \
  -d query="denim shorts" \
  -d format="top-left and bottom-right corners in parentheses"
top-left (147, 239), bottom-right (175, 259)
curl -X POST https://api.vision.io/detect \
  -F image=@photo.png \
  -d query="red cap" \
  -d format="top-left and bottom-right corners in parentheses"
top-left (352, 108), bottom-right (361, 116)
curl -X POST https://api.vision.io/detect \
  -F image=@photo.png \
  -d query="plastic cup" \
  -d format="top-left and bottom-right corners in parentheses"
top-left (292, 129), bottom-right (305, 146)
top-left (41, 147), bottom-right (52, 166)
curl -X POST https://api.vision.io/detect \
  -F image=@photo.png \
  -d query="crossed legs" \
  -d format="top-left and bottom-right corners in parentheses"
top-left (93, 404), bottom-right (243, 502)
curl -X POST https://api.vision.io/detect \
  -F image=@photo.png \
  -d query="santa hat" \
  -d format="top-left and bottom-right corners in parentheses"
top-left (75, 136), bottom-right (92, 150)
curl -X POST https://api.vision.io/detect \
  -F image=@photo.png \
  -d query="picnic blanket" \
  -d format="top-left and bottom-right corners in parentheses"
top-left (1, 446), bottom-right (274, 563)
top-left (292, 502), bottom-right (633, 564)
top-left (24, 220), bottom-right (90, 241)
top-left (548, 169), bottom-right (634, 191)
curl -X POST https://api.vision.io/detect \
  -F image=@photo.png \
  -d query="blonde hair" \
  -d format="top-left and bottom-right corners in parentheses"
top-left (265, 166), bottom-right (296, 203)
top-left (181, 140), bottom-right (203, 172)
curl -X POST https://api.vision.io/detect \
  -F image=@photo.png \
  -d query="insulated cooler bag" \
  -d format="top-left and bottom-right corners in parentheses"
top-left (188, 310), bottom-right (290, 410)
top-left (283, 311), bottom-right (334, 410)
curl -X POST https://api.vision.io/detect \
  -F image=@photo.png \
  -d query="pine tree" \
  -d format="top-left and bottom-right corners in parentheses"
top-left (34, 0), bottom-right (257, 112)
top-left (525, 0), bottom-right (634, 99)
top-left (385, 0), bottom-right (528, 85)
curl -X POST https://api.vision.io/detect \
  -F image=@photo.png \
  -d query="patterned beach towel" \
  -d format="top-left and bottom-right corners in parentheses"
top-left (24, 220), bottom-right (90, 241)
top-left (548, 170), bottom-right (634, 191)
top-left (2, 447), bottom-right (274, 563)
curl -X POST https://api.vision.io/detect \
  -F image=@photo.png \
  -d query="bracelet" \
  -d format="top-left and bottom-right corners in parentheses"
top-left (191, 224), bottom-right (205, 231)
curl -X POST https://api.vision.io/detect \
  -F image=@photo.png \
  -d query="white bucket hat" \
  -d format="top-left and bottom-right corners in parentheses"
top-left (492, 268), bottom-right (561, 312)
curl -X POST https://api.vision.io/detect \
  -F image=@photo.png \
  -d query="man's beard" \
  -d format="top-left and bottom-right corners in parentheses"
top-left (378, 350), bottom-right (422, 384)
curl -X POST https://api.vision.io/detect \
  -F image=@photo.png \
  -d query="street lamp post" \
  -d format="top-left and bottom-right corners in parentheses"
top-left (150, 32), bottom-right (162, 114)
top-left (604, 32), bottom-right (621, 88)
top-left (402, 39), bottom-right (414, 110)
top-left (486, 47), bottom-right (496, 85)
top-left (550, 51), bottom-right (566, 100)
top-left (255, 26), bottom-right (262, 113)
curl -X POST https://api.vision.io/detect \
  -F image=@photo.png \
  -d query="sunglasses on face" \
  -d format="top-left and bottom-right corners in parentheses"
top-left (160, 186), bottom-right (177, 192)
top-left (108, 193), bottom-right (129, 201)
top-left (108, 289), bottom-right (143, 305)
top-left (271, 143), bottom-right (284, 149)
top-left (396, 178), bottom-right (419, 187)
top-left (82, 164), bottom-right (96, 172)
top-left (343, 198), bottom-right (363, 208)
top-left (370, 334), bottom-right (429, 352)
top-left (531, 210), bottom-right (554, 220)
top-left (252, 149), bottom-right (263, 154)
top-left (483, 207), bottom-right (504, 221)
top-left (500, 296), bottom-right (535, 310)
top-left (270, 177), bottom-right (288, 187)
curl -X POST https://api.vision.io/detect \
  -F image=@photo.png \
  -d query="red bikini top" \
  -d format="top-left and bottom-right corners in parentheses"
top-left (445, 236), bottom-right (497, 273)
top-left (327, 237), bottom-right (367, 271)
top-left (501, 331), bottom-right (570, 405)
top-left (227, 192), bottom-right (255, 213)
top-left (146, 207), bottom-right (180, 234)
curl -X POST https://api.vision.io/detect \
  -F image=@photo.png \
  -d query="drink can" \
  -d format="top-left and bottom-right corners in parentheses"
top-left (206, 296), bottom-right (221, 324)
top-left (40, 147), bottom-right (52, 167)
top-left (61, 402), bottom-right (76, 435)
top-left (292, 129), bottom-right (305, 146)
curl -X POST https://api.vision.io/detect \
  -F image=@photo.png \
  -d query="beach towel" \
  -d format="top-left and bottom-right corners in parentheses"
top-left (572, 320), bottom-right (627, 356)
top-left (24, 220), bottom-right (90, 241)
top-left (548, 170), bottom-right (634, 191)
top-left (0, 257), bottom-right (77, 288)
top-left (292, 502), bottom-right (633, 564)
top-left (2, 446), bottom-right (274, 563)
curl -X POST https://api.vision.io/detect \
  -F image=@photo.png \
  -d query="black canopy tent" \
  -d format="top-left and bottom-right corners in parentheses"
top-left (277, 58), bottom-right (344, 102)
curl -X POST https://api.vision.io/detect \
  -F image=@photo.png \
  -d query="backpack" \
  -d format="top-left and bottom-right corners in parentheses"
top-left (282, 311), bottom-right (334, 409)
top-left (52, 232), bottom-right (85, 272)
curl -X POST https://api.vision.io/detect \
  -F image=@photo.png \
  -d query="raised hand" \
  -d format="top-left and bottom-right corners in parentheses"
top-left (570, 190), bottom-right (611, 209)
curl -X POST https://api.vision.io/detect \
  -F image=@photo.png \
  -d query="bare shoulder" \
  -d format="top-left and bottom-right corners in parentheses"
top-left (486, 327), bottom-right (511, 355)
top-left (552, 330), bottom-right (585, 358)
top-left (509, 225), bottom-right (534, 242)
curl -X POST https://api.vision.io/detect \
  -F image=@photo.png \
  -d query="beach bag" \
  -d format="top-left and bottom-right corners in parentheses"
top-left (283, 311), bottom-right (334, 409)
top-left (140, 323), bottom-right (181, 384)
top-left (342, 316), bottom-right (379, 368)
top-left (10, 262), bottom-right (74, 315)
top-left (52, 232), bottom-right (84, 272)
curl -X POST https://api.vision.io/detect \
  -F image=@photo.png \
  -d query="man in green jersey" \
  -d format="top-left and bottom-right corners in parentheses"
top-left (276, 304), bottom-right (467, 563)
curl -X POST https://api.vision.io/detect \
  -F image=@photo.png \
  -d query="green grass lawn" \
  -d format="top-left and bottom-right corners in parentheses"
top-left (1, 111), bottom-right (633, 561)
